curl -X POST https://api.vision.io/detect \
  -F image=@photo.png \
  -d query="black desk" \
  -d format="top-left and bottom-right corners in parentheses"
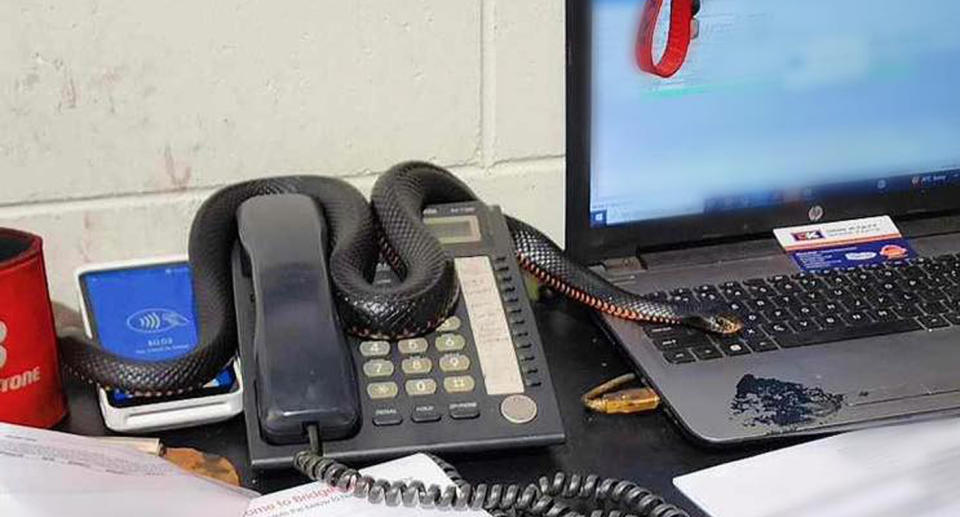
top-left (58, 298), bottom-right (779, 516)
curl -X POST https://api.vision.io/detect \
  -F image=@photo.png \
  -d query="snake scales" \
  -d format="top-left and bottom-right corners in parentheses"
top-left (59, 161), bottom-right (741, 395)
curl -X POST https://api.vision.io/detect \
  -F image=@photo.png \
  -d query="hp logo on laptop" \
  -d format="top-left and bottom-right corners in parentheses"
top-left (808, 205), bottom-right (824, 222)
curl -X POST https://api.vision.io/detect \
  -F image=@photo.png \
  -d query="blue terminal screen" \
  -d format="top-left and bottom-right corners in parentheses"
top-left (82, 262), bottom-right (199, 362)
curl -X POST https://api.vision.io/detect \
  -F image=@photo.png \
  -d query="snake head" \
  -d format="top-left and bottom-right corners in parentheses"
top-left (681, 312), bottom-right (744, 335)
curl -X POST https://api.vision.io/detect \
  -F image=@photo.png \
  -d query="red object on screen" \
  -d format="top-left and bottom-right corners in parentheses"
top-left (636, 0), bottom-right (696, 78)
top-left (0, 228), bottom-right (66, 428)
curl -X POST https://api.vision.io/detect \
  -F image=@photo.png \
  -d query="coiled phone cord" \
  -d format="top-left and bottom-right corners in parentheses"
top-left (296, 428), bottom-right (690, 517)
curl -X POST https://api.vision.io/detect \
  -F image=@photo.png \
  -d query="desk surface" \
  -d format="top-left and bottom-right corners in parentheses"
top-left (58, 298), bottom-right (783, 517)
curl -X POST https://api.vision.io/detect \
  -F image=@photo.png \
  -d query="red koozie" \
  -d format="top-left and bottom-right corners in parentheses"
top-left (0, 228), bottom-right (66, 428)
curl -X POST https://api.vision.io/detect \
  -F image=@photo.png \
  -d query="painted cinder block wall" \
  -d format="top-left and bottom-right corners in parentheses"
top-left (0, 1), bottom-right (566, 313)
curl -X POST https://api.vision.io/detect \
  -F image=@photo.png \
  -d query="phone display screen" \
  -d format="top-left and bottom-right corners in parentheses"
top-left (424, 215), bottom-right (481, 244)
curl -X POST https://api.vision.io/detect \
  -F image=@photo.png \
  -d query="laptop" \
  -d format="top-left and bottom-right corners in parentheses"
top-left (565, 0), bottom-right (960, 445)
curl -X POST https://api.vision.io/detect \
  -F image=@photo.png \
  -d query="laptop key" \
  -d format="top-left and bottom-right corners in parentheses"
top-left (895, 305), bottom-right (921, 318)
top-left (746, 339), bottom-right (778, 352)
top-left (846, 311), bottom-right (871, 325)
top-left (918, 289), bottom-right (947, 302)
top-left (751, 298), bottom-right (774, 311)
top-left (774, 295), bottom-right (800, 307)
top-left (747, 284), bottom-right (774, 297)
top-left (872, 295), bottom-right (896, 307)
top-left (947, 314), bottom-right (960, 325)
top-left (872, 308), bottom-right (898, 322)
top-left (719, 342), bottom-right (751, 356)
top-left (844, 298), bottom-right (871, 310)
top-left (763, 308), bottom-right (791, 321)
top-left (792, 318), bottom-right (819, 331)
top-left (919, 315), bottom-right (950, 329)
top-left (727, 301), bottom-right (747, 314)
top-left (691, 345), bottom-right (723, 360)
top-left (765, 322), bottom-right (793, 335)
top-left (817, 315), bottom-right (845, 329)
top-left (643, 324), bottom-right (698, 339)
top-left (921, 301), bottom-right (949, 315)
top-left (776, 319), bottom-right (923, 348)
top-left (663, 349), bottom-right (696, 364)
top-left (653, 335), bottom-right (709, 350)
top-left (739, 326), bottom-right (766, 340)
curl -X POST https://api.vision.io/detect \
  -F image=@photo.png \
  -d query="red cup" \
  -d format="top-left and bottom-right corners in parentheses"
top-left (0, 228), bottom-right (66, 428)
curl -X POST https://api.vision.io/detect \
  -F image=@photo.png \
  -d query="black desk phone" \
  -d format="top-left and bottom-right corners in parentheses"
top-left (231, 194), bottom-right (565, 469)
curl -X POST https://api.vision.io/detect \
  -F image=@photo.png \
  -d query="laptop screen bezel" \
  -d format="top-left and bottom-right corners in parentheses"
top-left (565, 0), bottom-right (960, 265)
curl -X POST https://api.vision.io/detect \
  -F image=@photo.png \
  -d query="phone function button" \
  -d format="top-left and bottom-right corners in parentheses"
top-left (363, 359), bottom-right (395, 378)
top-left (401, 356), bottom-right (433, 375)
top-left (500, 394), bottom-right (538, 424)
top-left (398, 338), bottom-right (429, 355)
top-left (367, 382), bottom-right (399, 400)
top-left (359, 340), bottom-right (391, 357)
top-left (443, 375), bottom-right (476, 393)
top-left (412, 405), bottom-right (442, 423)
top-left (449, 401), bottom-right (480, 420)
top-left (435, 334), bottom-right (466, 352)
top-left (372, 408), bottom-right (403, 426)
top-left (439, 354), bottom-right (471, 372)
top-left (437, 316), bottom-right (462, 332)
top-left (405, 378), bottom-right (438, 396)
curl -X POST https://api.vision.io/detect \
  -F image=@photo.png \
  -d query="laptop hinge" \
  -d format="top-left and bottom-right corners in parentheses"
top-left (600, 256), bottom-right (646, 274)
top-left (638, 236), bottom-right (783, 271)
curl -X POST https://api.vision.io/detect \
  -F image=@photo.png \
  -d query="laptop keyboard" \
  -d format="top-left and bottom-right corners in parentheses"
top-left (642, 254), bottom-right (960, 365)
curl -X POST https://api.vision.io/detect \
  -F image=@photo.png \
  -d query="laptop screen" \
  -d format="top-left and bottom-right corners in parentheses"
top-left (589, 0), bottom-right (960, 228)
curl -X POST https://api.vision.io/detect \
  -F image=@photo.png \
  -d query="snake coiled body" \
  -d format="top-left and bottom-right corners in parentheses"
top-left (59, 161), bottom-right (739, 394)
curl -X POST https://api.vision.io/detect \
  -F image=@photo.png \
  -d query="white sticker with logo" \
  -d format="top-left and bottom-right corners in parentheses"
top-left (774, 215), bottom-right (916, 272)
top-left (774, 215), bottom-right (902, 252)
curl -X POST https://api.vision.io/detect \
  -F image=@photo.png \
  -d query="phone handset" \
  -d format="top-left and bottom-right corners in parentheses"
top-left (237, 194), bottom-right (359, 444)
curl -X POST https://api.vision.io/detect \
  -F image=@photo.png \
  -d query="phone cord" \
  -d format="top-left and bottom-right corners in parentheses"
top-left (296, 432), bottom-right (689, 517)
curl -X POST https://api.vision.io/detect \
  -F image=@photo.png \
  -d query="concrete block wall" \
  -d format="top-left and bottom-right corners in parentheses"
top-left (0, 1), bottom-right (565, 312)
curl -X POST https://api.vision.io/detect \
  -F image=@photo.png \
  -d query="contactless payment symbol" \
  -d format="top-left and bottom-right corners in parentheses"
top-left (126, 309), bottom-right (191, 334)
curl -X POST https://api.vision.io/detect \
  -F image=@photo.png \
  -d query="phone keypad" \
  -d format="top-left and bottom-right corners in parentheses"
top-left (360, 340), bottom-right (391, 357)
top-left (443, 375), bottom-right (475, 393)
top-left (372, 407), bottom-right (403, 426)
top-left (412, 404), bottom-right (442, 423)
top-left (398, 338), bottom-right (428, 355)
top-left (401, 356), bottom-right (433, 375)
top-left (349, 250), bottom-right (550, 442)
top-left (439, 353), bottom-right (470, 372)
top-left (405, 378), bottom-right (438, 396)
top-left (362, 359), bottom-right (395, 378)
top-left (436, 316), bottom-right (462, 332)
top-left (367, 382), bottom-right (399, 399)
top-left (435, 333), bottom-right (466, 352)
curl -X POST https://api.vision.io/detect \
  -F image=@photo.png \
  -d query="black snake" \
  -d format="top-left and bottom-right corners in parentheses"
top-left (59, 161), bottom-right (741, 395)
